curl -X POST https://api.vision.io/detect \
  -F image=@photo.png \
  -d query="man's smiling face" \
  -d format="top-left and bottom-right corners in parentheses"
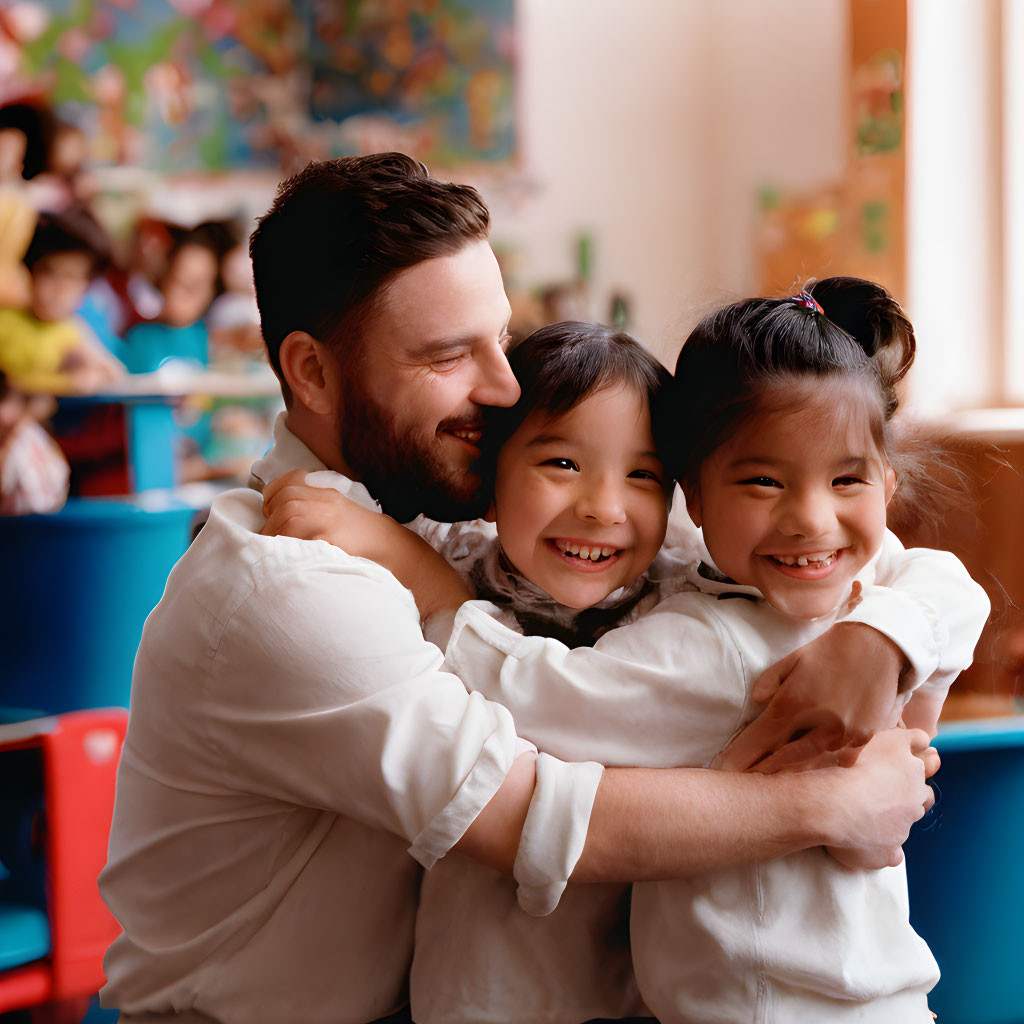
top-left (339, 239), bottom-right (520, 521)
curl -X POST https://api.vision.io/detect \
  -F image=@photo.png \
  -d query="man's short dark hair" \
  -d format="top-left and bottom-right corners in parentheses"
top-left (249, 153), bottom-right (491, 399)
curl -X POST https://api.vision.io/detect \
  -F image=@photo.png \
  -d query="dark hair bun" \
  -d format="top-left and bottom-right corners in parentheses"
top-left (807, 276), bottom-right (915, 388)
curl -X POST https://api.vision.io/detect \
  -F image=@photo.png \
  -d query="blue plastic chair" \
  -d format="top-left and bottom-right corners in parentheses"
top-left (0, 495), bottom-right (197, 713)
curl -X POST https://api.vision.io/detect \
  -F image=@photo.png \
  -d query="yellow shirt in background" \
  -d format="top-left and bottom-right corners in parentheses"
top-left (0, 307), bottom-right (80, 390)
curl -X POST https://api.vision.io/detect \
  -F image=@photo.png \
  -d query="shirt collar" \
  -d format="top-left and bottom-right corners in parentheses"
top-left (248, 412), bottom-right (381, 514)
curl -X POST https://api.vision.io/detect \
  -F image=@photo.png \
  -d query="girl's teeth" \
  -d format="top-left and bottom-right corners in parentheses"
top-left (773, 551), bottom-right (837, 568)
top-left (555, 541), bottom-right (618, 562)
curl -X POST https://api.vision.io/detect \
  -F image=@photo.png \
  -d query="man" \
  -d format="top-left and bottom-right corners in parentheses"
top-left (100, 154), bottom-right (981, 1024)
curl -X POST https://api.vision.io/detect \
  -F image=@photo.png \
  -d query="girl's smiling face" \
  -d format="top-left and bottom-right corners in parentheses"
top-left (685, 382), bottom-right (896, 620)
top-left (492, 382), bottom-right (670, 609)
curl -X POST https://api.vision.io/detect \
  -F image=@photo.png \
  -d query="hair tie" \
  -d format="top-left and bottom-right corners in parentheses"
top-left (789, 290), bottom-right (824, 315)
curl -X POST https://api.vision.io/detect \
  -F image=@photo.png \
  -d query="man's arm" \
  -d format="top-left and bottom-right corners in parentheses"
top-left (439, 593), bottom-right (935, 895)
top-left (460, 729), bottom-right (938, 880)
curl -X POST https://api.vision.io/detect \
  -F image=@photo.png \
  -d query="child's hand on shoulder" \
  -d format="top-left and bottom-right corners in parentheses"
top-left (262, 468), bottom-right (473, 618)
top-left (261, 468), bottom-right (396, 561)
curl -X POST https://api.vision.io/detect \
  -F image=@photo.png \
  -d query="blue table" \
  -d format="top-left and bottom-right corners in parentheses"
top-left (53, 368), bottom-right (280, 493)
top-left (905, 716), bottom-right (1024, 1024)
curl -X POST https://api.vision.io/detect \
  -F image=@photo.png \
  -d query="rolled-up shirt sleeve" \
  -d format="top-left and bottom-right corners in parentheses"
top-left (844, 530), bottom-right (990, 694)
top-left (195, 557), bottom-right (536, 869)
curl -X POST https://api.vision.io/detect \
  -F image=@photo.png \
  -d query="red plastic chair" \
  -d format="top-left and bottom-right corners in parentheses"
top-left (0, 709), bottom-right (127, 1017)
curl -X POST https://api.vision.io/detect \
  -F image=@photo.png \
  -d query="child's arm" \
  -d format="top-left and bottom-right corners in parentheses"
top-left (57, 340), bottom-right (123, 391)
top-left (715, 534), bottom-right (989, 772)
top-left (897, 686), bottom-right (945, 737)
top-left (261, 469), bottom-right (473, 621)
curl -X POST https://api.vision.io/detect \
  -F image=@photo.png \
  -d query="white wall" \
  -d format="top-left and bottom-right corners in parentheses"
top-left (477, 0), bottom-right (848, 365)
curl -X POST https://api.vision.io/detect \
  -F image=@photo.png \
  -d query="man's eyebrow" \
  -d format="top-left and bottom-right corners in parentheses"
top-left (407, 313), bottom-right (512, 362)
top-left (405, 337), bottom-right (476, 361)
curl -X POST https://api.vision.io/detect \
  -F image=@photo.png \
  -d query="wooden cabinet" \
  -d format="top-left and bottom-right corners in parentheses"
top-left (890, 420), bottom-right (1024, 717)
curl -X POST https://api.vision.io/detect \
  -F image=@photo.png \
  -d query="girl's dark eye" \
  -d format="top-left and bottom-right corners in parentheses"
top-left (628, 469), bottom-right (662, 484)
top-left (740, 476), bottom-right (781, 488)
top-left (833, 476), bottom-right (865, 488)
top-left (543, 458), bottom-right (579, 471)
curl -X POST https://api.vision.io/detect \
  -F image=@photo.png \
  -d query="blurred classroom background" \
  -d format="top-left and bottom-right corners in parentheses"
top-left (0, 1), bottom-right (1021, 1022)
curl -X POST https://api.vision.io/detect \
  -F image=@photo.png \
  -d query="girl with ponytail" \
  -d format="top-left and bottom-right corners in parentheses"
top-left (419, 278), bottom-right (975, 1022)
top-left (261, 279), bottom-right (987, 1023)
top-left (667, 276), bottom-right (918, 627)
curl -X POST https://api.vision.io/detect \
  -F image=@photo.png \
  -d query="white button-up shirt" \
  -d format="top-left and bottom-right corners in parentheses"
top-left (411, 546), bottom-right (988, 1024)
top-left (99, 417), bottom-right (601, 1024)
top-left (409, 534), bottom-right (990, 1024)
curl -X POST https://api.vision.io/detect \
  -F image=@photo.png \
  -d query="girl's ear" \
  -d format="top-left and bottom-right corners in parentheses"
top-left (483, 499), bottom-right (497, 523)
top-left (278, 331), bottom-right (338, 415)
top-left (883, 462), bottom-right (898, 505)
top-left (682, 479), bottom-right (703, 527)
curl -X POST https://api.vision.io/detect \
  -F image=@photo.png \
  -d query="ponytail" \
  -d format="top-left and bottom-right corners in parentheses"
top-left (667, 276), bottom-right (916, 480)
top-left (807, 276), bottom-right (915, 416)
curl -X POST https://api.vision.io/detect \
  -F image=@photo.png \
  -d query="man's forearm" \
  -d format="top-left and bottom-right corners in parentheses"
top-left (459, 757), bottom-right (830, 880)
top-left (573, 766), bottom-right (825, 881)
top-left (456, 728), bottom-right (935, 884)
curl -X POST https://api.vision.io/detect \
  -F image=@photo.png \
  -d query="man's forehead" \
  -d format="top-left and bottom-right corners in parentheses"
top-left (371, 240), bottom-right (509, 341)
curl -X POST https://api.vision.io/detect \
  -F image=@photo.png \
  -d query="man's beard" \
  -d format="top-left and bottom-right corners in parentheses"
top-left (339, 385), bottom-right (490, 523)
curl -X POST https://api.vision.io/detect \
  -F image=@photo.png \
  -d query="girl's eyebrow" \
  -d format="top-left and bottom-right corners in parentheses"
top-left (525, 434), bottom-right (661, 462)
top-left (728, 455), bottom-right (779, 470)
top-left (524, 433), bottom-right (569, 448)
top-left (835, 456), bottom-right (873, 474)
top-left (728, 455), bottom-right (875, 471)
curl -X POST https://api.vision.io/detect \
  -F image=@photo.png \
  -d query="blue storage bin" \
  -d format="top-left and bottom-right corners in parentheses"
top-left (0, 495), bottom-right (197, 713)
top-left (905, 716), bottom-right (1024, 1024)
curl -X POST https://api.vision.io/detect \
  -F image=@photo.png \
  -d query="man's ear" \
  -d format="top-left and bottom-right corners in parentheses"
top-left (682, 479), bottom-right (702, 528)
top-left (884, 462), bottom-right (898, 506)
top-left (278, 331), bottom-right (337, 415)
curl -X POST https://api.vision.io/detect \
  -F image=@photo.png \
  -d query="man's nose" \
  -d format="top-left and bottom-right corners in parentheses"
top-left (575, 477), bottom-right (627, 526)
top-left (469, 340), bottom-right (521, 408)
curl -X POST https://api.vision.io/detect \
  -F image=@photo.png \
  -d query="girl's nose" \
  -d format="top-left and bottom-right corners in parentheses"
top-left (777, 489), bottom-right (836, 538)
top-left (576, 478), bottom-right (627, 525)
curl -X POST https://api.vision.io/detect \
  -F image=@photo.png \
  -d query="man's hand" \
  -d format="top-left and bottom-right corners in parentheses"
top-left (715, 622), bottom-right (905, 774)
top-left (820, 727), bottom-right (938, 869)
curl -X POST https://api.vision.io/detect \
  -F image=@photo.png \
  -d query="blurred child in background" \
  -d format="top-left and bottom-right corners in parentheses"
top-left (0, 369), bottom-right (69, 514)
top-left (0, 118), bottom-right (36, 309)
top-left (122, 225), bottom-right (225, 374)
top-left (0, 210), bottom-right (124, 393)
